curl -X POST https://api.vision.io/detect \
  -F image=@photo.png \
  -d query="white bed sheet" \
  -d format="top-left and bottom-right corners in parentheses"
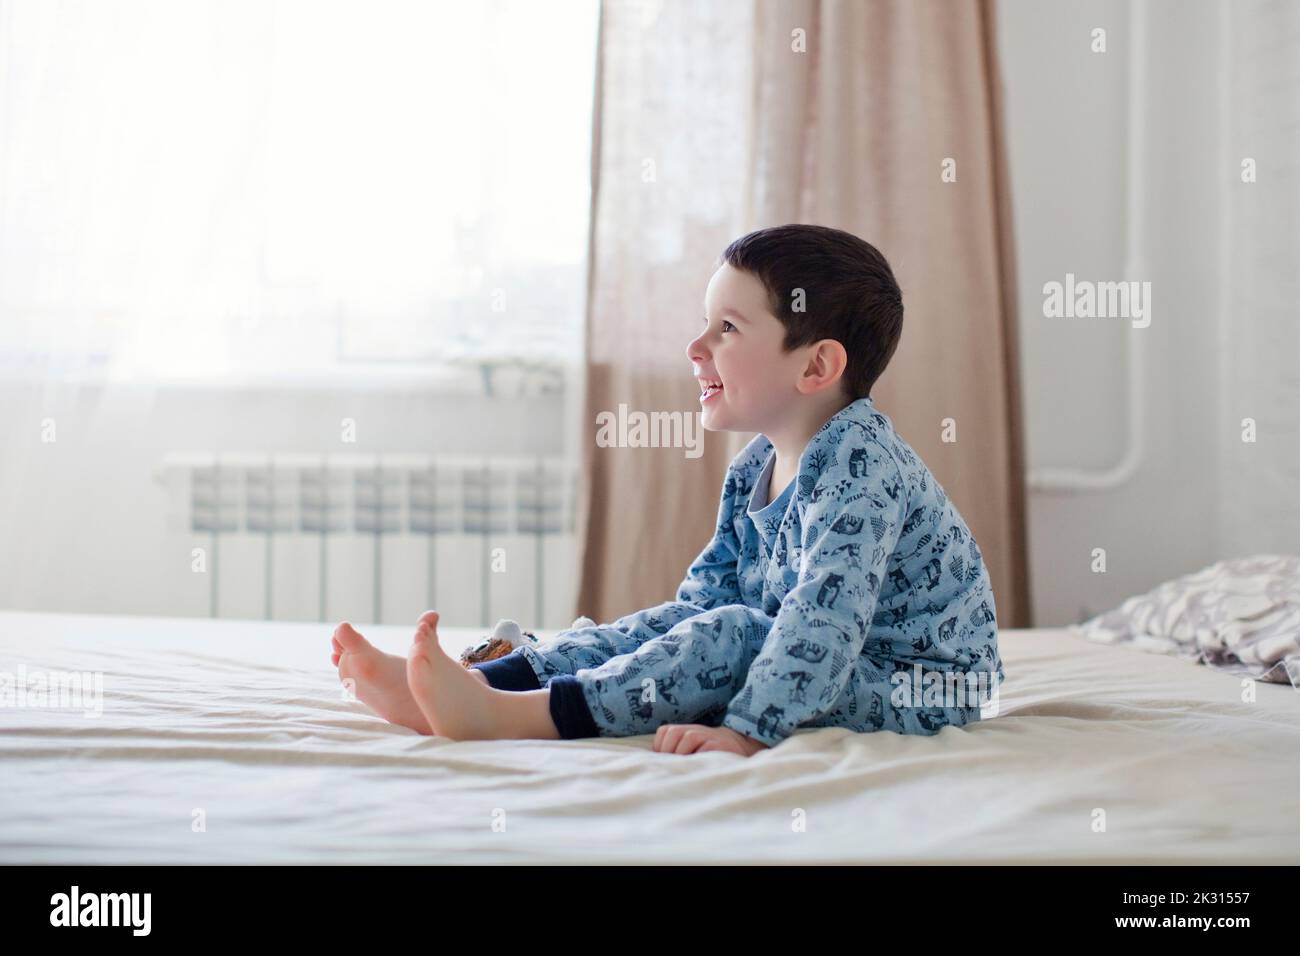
top-left (2, 610), bottom-right (1298, 864)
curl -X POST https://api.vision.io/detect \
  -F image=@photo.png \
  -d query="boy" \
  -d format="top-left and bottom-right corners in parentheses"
top-left (330, 224), bottom-right (1004, 756)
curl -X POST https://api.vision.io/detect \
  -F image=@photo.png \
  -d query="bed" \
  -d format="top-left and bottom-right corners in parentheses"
top-left (2, 609), bottom-right (1298, 864)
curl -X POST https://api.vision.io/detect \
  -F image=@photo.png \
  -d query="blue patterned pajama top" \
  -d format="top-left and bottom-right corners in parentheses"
top-left (480, 396), bottom-right (1005, 747)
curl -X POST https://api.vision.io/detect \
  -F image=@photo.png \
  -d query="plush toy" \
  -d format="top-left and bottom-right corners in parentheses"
top-left (458, 616), bottom-right (597, 667)
top-left (459, 619), bottom-right (534, 666)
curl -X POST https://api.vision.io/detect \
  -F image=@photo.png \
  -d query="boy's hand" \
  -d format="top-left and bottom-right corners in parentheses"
top-left (653, 723), bottom-right (770, 756)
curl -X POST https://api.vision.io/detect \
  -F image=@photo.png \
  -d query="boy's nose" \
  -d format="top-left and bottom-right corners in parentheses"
top-left (686, 335), bottom-right (708, 363)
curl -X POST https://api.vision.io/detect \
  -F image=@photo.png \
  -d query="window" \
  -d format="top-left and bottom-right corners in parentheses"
top-left (0, 0), bottom-right (599, 384)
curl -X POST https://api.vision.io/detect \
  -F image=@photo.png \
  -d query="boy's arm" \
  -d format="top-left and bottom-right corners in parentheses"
top-left (605, 465), bottom-right (743, 641)
top-left (722, 436), bottom-right (906, 748)
top-left (673, 481), bottom-right (743, 609)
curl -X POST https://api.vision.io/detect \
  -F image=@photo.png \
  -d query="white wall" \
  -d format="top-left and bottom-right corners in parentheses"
top-left (997, 0), bottom-right (1228, 625)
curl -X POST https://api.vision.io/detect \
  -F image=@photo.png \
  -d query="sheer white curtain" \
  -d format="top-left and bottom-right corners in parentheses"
top-left (0, 0), bottom-right (596, 383)
top-left (1217, 0), bottom-right (1300, 555)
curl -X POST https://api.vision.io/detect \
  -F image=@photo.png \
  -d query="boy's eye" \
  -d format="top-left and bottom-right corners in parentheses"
top-left (703, 316), bottom-right (736, 333)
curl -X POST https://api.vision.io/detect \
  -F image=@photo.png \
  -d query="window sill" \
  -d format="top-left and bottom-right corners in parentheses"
top-left (0, 356), bottom-right (581, 397)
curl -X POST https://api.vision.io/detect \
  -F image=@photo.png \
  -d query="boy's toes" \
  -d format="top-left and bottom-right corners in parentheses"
top-left (335, 621), bottom-right (371, 652)
top-left (409, 612), bottom-right (446, 667)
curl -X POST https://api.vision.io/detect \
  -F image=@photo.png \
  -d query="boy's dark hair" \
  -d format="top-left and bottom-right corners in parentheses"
top-left (718, 224), bottom-right (904, 401)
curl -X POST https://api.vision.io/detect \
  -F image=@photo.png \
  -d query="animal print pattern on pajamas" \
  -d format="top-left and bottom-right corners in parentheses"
top-left (513, 397), bottom-right (1004, 747)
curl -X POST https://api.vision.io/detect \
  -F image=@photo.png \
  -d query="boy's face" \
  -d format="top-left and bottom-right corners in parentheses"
top-left (687, 263), bottom-right (814, 433)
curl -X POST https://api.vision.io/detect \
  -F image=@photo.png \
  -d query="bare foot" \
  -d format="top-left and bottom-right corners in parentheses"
top-left (332, 621), bottom-right (434, 734)
top-left (406, 610), bottom-right (558, 741)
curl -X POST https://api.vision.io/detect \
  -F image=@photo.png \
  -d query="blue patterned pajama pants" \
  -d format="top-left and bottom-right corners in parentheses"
top-left (469, 602), bottom-right (982, 742)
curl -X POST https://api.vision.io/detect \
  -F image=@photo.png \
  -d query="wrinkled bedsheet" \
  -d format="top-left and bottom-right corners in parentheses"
top-left (2, 611), bottom-right (1298, 864)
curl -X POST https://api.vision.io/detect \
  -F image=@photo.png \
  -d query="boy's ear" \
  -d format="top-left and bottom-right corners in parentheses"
top-left (798, 339), bottom-right (848, 394)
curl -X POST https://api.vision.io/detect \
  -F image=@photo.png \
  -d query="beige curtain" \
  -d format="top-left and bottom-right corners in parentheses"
top-left (576, 0), bottom-right (1032, 628)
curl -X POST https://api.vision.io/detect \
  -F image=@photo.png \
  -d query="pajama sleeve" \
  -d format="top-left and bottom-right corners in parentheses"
top-left (673, 474), bottom-right (744, 610)
top-left (602, 461), bottom-right (744, 640)
top-left (722, 437), bottom-right (907, 748)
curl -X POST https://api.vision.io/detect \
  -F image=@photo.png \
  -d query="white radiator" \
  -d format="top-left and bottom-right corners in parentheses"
top-left (153, 453), bottom-right (579, 630)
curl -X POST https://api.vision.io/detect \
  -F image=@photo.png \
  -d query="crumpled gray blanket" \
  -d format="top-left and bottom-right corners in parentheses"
top-left (1074, 554), bottom-right (1300, 690)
